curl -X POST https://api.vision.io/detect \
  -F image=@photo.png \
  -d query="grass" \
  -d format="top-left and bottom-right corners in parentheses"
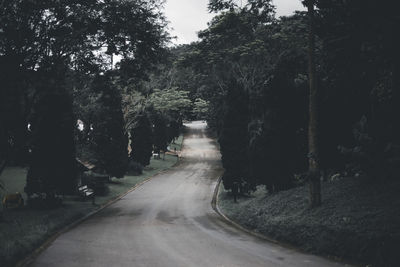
top-left (0, 135), bottom-right (183, 267)
top-left (0, 167), bottom-right (28, 199)
top-left (168, 135), bottom-right (184, 152)
top-left (218, 177), bottom-right (400, 266)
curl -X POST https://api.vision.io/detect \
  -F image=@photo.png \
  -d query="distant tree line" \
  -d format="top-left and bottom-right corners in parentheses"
top-left (174, 0), bottom-right (400, 205)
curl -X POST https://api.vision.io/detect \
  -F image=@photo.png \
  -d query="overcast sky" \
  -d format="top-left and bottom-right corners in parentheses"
top-left (164, 0), bottom-right (306, 45)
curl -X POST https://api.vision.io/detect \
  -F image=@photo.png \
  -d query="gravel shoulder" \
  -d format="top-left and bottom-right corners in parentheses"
top-left (218, 177), bottom-right (400, 267)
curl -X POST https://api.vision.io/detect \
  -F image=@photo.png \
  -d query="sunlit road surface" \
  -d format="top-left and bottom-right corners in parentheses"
top-left (31, 121), bottom-right (344, 267)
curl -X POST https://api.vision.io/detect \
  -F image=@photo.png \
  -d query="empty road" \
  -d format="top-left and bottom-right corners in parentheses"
top-left (31, 121), bottom-right (343, 267)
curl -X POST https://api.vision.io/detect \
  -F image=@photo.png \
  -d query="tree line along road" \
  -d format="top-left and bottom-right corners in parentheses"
top-left (30, 121), bottom-right (345, 267)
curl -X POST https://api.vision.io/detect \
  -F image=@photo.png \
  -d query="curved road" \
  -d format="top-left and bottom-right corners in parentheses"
top-left (31, 121), bottom-right (343, 267)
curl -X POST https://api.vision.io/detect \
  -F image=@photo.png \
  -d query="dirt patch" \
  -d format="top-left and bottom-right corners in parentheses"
top-left (218, 177), bottom-right (400, 266)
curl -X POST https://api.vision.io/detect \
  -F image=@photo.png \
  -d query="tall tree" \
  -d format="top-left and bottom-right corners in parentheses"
top-left (152, 113), bottom-right (168, 154)
top-left (25, 88), bottom-right (77, 197)
top-left (91, 74), bottom-right (128, 178)
top-left (146, 87), bottom-right (191, 144)
top-left (315, 0), bottom-right (400, 180)
top-left (304, 0), bottom-right (321, 207)
top-left (219, 80), bottom-right (250, 191)
top-left (130, 113), bottom-right (153, 167)
top-left (193, 98), bottom-right (209, 120)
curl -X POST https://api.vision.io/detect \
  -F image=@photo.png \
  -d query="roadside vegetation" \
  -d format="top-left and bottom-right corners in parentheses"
top-left (218, 176), bottom-right (400, 266)
top-left (178, 1), bottom-right (397, 266)
top-left (0, 135), bottom-right (183, 267)
top-left (0, 2), bottom-right (202, 210)
top-left (1, 0), bottom-right (399, 266)
top-left (180, 0), bottom-right (400, 203)
top-left (0, 1), bottom-right (198, 265)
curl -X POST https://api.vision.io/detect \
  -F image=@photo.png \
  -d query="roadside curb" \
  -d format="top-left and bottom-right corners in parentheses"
top-left (211, 177), bottom-right (355, 266)
top-left (211, 176), bottom-right (282, 245)
top-left (17, 137), bottom-right (185, 267)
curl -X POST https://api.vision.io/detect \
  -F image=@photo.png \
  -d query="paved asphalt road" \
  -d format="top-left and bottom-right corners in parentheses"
top-left (31, 121), bottom-right (344, 267)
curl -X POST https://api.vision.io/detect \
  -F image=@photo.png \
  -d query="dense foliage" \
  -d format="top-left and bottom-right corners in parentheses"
top-left (26, 90), bottom-right (77, 196)
top-left (170, 0), bottom-right (400, 202)
top-left (90, 74), bottom-right (128, 178)
top-left (0, 0), bottom-right (172, 201)
top-left (129, 113), bottom-right (153, 167)
top-left (1, 0), bottom-right (398, 208)
top-left (178, 1), bottom-right (307, 193)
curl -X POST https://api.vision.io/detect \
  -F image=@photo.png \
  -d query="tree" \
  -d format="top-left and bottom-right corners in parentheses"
top-left (146, 87), bottom-right (191, 145)
top-left (219, 80), bottom-right (250, 192)
top-left (25, 90), bottom-right (77, 197)
top-left (314, 0), bottom-right (400, 181)
top-left (302, 0), bottom-right (321, 207)
top-left (152, 113), bottom-right (168, 154)
top-left (0, 0), bottom-right (170, 199)
top-left (130, 113), bottom-right (153, 167)
top-left (0, 118), bottom-right (9, 175)
top-left (193, 98), bottom-right (209, 120)
top-left (177, 3), bottom-right (308, 196)
top-left (100, 0), bottom-right (170, 82)
top-left (147, 88), bottom-right (192, 118)
top-left (91, 74), bottom-right (128, 178)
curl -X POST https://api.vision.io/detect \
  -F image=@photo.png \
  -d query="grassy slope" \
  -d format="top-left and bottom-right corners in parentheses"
top-left (218, 177), bottom-right (400, 267)
top-left (0, 136), bottom-right (183, 267)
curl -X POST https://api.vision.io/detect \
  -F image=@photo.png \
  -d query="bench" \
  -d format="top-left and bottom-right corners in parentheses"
top-left (78, 185), bottom-right (95, 204)
top-left (153, 151), bottom-right (165, 160)
top-left (82, 171), bottom-right (109, 196)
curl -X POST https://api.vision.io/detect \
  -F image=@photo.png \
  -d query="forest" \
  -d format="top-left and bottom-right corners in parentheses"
top-left (0, 0), bottom-right (399, 266)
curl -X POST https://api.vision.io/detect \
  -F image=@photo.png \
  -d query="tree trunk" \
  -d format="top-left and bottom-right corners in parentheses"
top-left (306, 0), bottom-right (321, 207)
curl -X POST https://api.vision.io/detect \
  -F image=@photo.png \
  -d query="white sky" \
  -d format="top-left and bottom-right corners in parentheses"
top-left (164, 0), bottom-right (306, 45)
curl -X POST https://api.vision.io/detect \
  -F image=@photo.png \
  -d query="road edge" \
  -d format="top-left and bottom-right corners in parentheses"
top-left (211, 176), bottom-right (283, 245)
top-left (17, 138), bottom-right (184, 267)
top-left (210, 177), bottom-right (354, 266)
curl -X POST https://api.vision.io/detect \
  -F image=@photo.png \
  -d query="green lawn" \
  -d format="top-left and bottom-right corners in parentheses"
top-left (0, 167), bottom-right (28, 200)
top-left (168, 134), bottom-right (184, 152)
top-left (0, 135), bottom-right (183, 267)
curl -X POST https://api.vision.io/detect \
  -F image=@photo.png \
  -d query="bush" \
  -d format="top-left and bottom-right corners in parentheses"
top-left (127, 161), bottom-right (144, 176)
top-left (27, 193), bottom-right (63, 209)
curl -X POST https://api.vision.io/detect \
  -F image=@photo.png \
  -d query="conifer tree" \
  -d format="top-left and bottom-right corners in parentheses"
top-left (152, 113), bottom-right (168, 154)
top-left (130, 113), bottom-right (153, 166)
top-left (219, 80), bottom-right (249, 191)
top-left (26, 90), bottom-right (77, 197)
top-left (91, 74), bottom-right (128, 178)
